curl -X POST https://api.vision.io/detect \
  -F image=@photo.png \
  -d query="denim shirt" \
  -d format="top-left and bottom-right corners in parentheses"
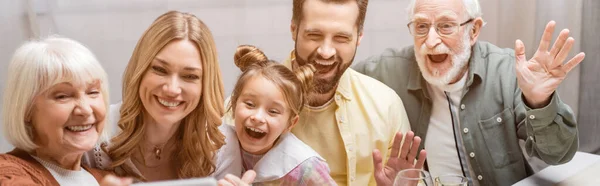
top-left (352, 41), bottom-right (578, 186)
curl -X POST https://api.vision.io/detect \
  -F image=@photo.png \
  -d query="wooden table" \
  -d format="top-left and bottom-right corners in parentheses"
top-left (513, 151), bottom-right (600, 186)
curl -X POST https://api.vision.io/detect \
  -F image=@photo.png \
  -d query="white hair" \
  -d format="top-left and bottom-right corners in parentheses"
top-left (2, 36), bottom-right (110, 152)
top-left (406, 0), bottom-right (483, 21)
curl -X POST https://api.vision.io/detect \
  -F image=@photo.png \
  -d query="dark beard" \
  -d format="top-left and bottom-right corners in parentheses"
top-left (294, 50), bottom-right (344, 94)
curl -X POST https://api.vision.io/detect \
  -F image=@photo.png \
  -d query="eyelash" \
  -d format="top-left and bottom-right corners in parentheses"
top-left (152, 66), bottom-right (167, 74)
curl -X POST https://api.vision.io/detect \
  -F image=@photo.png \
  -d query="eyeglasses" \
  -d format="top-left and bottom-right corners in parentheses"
top-left (407, 18), bottom-right (474, 37)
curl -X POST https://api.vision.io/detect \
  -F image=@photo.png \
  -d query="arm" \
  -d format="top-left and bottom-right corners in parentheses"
top-left (515, 90), bottom-right (578, 165)
top-left (513, 21), bottom-right (583, 165)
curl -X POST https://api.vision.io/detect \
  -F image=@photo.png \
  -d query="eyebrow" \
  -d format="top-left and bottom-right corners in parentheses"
top-left (435, 11), bottom-right (459, 20)
top-left (304, 28), bottom-right (353, 38)
top-left (154, 58), bottom-right (202, 72)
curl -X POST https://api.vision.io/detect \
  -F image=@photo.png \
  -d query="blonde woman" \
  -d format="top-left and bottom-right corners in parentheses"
top-left (0, 36), bottom-right (131, 186)
top-left (85, 11), bottom-right (247, 183)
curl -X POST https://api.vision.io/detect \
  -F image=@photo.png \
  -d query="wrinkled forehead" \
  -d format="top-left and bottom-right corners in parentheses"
top-left (413, 0), bottom-right (466, 21)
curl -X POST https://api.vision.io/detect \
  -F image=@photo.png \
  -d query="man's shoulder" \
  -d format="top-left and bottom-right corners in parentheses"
top-left (354, 46), bottom-right (416, 71)
top-left (346, 69), bottom-right (403, 104)
top-left (475, 41), bottom-right (516, 61)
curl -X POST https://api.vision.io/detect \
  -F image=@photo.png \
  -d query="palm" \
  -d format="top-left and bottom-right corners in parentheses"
top-left (515, 21), bottom-right (586, 108)
top-left (373, 132), bottom-right (426, 186)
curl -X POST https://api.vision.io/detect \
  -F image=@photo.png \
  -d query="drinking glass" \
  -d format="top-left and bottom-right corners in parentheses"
top-left (393, 169), bottom-right (434, 186)
top-left (434, 174), bottom-right (468, 186)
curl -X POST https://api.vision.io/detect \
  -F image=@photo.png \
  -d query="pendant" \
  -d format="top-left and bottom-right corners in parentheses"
top-left (154, 146), bottom-right (161, 160)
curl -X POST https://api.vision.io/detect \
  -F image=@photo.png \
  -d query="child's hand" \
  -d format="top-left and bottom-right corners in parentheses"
top-left (218, 170), bottom-right (256, 186)
top-left (372, 131), bottom-right (427, 186)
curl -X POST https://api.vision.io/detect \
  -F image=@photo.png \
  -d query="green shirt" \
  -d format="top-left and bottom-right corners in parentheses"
top-left (352, 41), bottom-right (578, 186)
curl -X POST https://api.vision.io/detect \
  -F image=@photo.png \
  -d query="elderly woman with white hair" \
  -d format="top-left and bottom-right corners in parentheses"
top-left (0, 36), bottom-right (131, 186)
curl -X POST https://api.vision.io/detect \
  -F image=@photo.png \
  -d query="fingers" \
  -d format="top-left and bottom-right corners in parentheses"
top-left (218, 179), bottom-right (234, 186)
top-left (415, 150), bottom-right (427, 169)
top-left (240, 170), bottom-right (256, 184)
top-left (553, 37), bottom-right (575, 68)
top-left (561, 52), bottom-right (586, 73)
top-left (549, 29), bottom-right (570, 59)
top-left (538, 21), bottom-right (556, 52)
top-left (99, 175), bottom-right (133, 186)
top-left (399, 131), bottom-right (415, 160)
top-left (406, 136), bottom-right (422, 164)
top-left (514, 39), bottom-right (527, 63)
top-left (223, 174), bottom-right (243, 186)
top-left (372, 149), bottom-right (384, 171)
top-left (390, 132), bottom-right (403, 158)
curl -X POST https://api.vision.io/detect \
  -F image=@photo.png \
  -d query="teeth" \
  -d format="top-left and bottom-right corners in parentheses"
top-left (158, 98), bottom-right (181, 107)
top-left (66, 125), bottom-right (93, 132)
top-left (246, 126), bottom-right (265, 133)
top-left (315, 60), bottom-right (335, 66)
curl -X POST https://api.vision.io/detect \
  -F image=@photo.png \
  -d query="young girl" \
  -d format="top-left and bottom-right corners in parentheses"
top-left (222, 45), bottom-right (336, 186)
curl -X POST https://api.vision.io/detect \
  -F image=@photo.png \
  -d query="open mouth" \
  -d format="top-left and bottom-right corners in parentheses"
top-left (312, 60), bottom-right (337, 74)
top-left (156, 96), bottom-right (183, 108)
top-left (428, 54), bottom-right (448, 63)
top-left (65, 124), bottom-right (94, 132)
top-left (244, 126), bottom-right (267, 139)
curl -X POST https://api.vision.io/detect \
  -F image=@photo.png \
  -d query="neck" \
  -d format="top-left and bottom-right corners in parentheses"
top-left (448, 66), bottom-right (469, 85)
top-left (33, 148), bottom-right (83, 170)
top-left (143, 117), bottom-right (181, 147)
top-left (307, 89), bottom-right (336, 107)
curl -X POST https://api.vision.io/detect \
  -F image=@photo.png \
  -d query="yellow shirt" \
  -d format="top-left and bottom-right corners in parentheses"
top-left (223, 52), bottom-right (411, 186)
top-left (284, 54), bottom-right (411, 186)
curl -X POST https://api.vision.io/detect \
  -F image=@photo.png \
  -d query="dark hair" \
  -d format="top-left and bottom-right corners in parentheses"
top-left (292, 0), bottom-right (369, 32)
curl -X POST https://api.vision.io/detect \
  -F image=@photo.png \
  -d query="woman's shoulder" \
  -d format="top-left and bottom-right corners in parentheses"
top-left (0, 152), bottom-right (54, 185)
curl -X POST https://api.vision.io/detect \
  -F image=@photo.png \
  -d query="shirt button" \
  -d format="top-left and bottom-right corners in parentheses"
top-left (460, 104), bottom-right (466, 110)
top-left (469, 152), bottom-right (475, 158)
top-left (351, 176), bottom-right (355, 181)
top-left (529, 136), bottom-right (535, 142)
top-left (335, 95), bottom-right (341, 101)
top-left (529, 115), bottom-right (536, 120)
top-left (477, 175), bottom-right (483, 180)
top-left (463, 128), bottom-right (469, 134)
top-left (496, 117), bottom-right (502, 122)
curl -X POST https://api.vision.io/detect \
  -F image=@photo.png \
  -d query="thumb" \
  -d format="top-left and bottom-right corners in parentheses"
top-left (241, 170), bottom-right (256, 184)
top-left (372, 149), bottom-right (384, 172)
top-left (515, 39), bottom-right (527, 63)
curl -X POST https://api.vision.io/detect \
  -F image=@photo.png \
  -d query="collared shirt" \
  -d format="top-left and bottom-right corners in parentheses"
top-left (353, 41), bottom-right (579, 186)
top-left (222, 125), bottom-right (336, 186)
top-left (282, 52), bottom-right (412, 186)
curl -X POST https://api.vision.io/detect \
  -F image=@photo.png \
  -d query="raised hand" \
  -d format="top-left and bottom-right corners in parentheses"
top-left (218, 170), bottom-right (256, 186)
top-left (514, 21), bottom-right (586, 108)
top-left (373, 131), bottom-right (427, 186)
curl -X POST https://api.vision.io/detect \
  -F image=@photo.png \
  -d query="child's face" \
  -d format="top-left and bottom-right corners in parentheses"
top-left (234, 75), bottom-right (295, 155)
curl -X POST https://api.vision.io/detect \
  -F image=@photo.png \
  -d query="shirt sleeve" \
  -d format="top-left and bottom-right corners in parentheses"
top-left (515, 90), bottom-right (579, 165)
top-left (280, 157), bottom-right (337, 186)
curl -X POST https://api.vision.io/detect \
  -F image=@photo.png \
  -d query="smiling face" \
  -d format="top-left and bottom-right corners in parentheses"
top-left (31, 81), bottom-right (106, 155)
top-left (412, 0), bottom-right (473, 88)
top-left (233, 75), bottom-right (295, 155)
top-left (138, 39), bottom-right (203, 127)
top-left (292, 0), bottom-right (362, 96)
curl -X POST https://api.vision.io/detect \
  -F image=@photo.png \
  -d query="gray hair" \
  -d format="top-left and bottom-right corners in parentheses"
top-left (2, 36), bottom-right (110, 152)
top-left (406, 0), bottom-right (483, 20)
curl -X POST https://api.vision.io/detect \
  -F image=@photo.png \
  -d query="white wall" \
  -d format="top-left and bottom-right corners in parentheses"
top-left (0, 0), bottom-right (587, 153)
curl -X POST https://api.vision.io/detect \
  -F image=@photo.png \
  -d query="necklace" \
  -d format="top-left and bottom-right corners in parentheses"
top-left (153, 146), bottom-right (162, 160)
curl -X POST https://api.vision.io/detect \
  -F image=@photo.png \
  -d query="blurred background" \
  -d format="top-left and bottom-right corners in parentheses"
top-left (0, 0), bottom-right (598, 164)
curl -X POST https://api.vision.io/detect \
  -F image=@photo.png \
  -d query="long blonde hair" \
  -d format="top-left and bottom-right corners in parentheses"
top-left (107, 11), bottom-right (225, 179)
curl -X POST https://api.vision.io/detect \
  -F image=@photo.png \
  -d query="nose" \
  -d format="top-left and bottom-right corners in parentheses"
top-left (73, 97), bottom-right (93, 118)
top-left (425, 27), bottom-right (442, 49)
top-left (317, 40), bottom-right (336, 60)
top-left (250, 109), bottom-right (267, 124)
top-left (163, 76), bottom-right (182, 97)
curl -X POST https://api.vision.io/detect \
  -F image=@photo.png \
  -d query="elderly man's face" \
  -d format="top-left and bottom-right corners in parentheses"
top-left (30, 81), bottom-right (106, 156)
top-left (412, 0), bottom-right (474, 88)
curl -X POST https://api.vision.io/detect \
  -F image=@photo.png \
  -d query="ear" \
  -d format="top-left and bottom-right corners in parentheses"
top-left (357, 31), bottom-right (364, 46)
top-left (291, 21), bottom-right (298, 41)
top-left (286, 115), bottom-right (300, 133)
top-left (469, 17), bottom-right (484, 45)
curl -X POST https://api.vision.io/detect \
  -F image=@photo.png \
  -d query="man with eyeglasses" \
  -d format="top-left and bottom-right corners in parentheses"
top-left (353, 0), bottom-right (585, 185)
